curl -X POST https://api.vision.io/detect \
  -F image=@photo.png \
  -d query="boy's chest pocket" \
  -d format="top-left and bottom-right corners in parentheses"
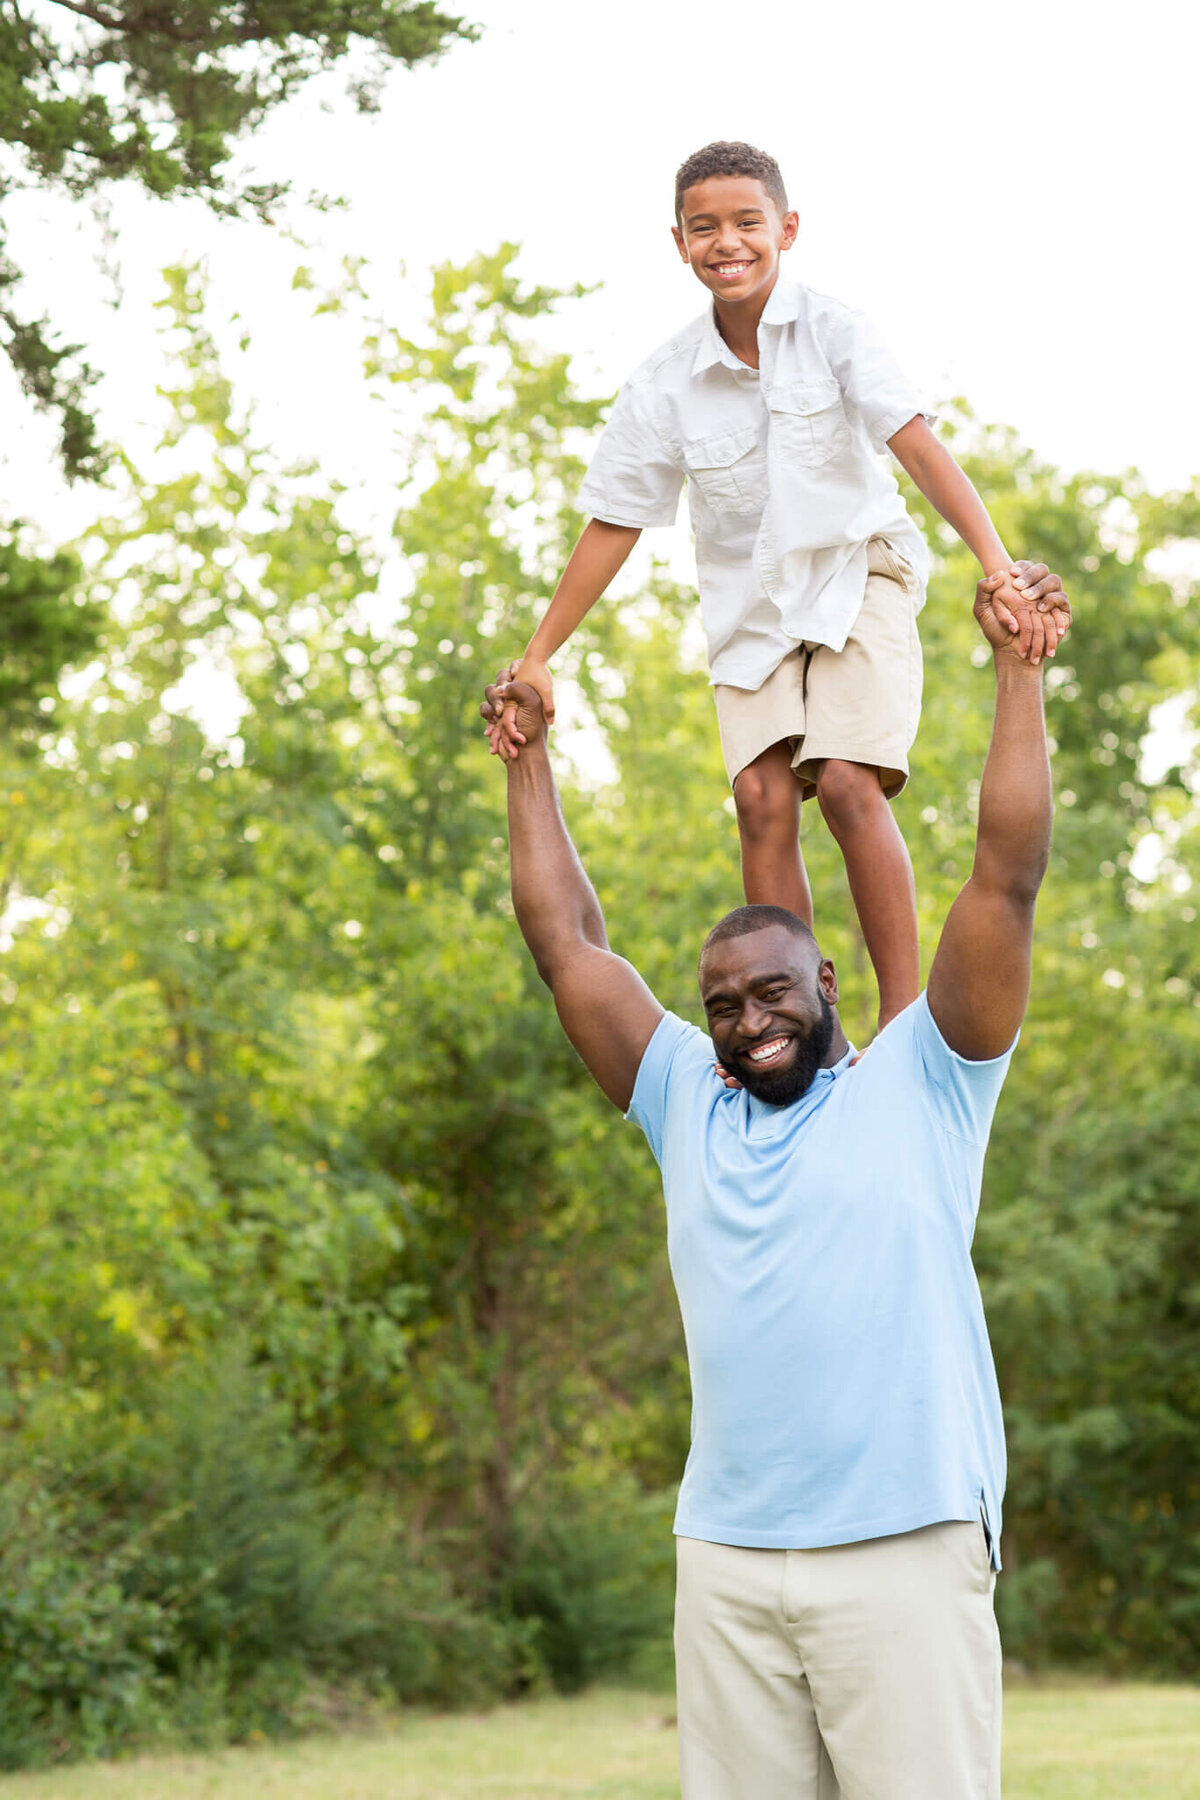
top-left (768, 379), bottom-right (851, 469)
top-left (682, 425), bottom-right (765, 516)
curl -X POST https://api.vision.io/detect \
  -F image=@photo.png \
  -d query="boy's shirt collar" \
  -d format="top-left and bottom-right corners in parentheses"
top-left (691, 277), bottom-right (804, 376)
top-left (761, 277), bottom-right (803, 324)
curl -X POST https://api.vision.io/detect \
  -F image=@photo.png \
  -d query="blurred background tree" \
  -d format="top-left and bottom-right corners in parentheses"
top-left (0, 523), bottom-right (100, 731)
top-left (0, 0), bottom-right (477, 479)
top-left (0, 251), bottom-right (1198, 1764)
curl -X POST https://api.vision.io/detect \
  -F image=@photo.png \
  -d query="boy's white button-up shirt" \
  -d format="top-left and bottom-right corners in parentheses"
top-left (578, 277), bottom-right (933, 691)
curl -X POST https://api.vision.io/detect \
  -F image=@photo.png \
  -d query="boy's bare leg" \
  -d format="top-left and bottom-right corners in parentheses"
top-left (731, 741), bottom-right (814, 928)
top-left (815, 758), bottom-right (920, 1031)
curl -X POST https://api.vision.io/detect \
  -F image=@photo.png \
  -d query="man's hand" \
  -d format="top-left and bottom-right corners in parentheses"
top-left (481, 669), bottom-right (549, 760)
top-left (983, 562), bottom-right (1071, 665)
top-left (483, 657), bottom-right (555, 761)
top-left (976, 562), bottom-right (1070, 661)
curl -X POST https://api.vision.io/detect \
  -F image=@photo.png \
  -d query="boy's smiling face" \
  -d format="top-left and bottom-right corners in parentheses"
top-left (672, 175), bottom-right (798, 309)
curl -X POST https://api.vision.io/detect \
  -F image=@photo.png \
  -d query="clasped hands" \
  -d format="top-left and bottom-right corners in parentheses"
top-left (482, 560), bottom-right (1072, 761)
top-left (985, 560), bottom-right (1070, 663)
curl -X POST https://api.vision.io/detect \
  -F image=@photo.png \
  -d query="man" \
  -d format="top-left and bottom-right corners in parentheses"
top-left (481, 560), bottom-right (1068, 1799)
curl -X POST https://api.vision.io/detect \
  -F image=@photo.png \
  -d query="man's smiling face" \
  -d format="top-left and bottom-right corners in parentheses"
top-left (672, 174), bottom-right (798, 309)
top-left (699, 922), bottom-right (839, 1106)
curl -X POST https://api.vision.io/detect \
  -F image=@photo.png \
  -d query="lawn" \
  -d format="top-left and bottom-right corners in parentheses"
top-left (1, 1681), bottom-right (1198, 1799)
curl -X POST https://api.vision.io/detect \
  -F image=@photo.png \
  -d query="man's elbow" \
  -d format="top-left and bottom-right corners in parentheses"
top-left (976, 842), bottom-right (1050, 912)
top-left (531, 947), bottom-right (560, 990)
top-left (522, 927), bottom-right (589, 993)
top-left (1008, 862), bottom-right (1048, 912)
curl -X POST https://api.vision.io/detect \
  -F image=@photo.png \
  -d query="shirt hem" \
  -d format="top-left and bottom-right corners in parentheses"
top-left (673, 1500), bottom-right (986, 1552)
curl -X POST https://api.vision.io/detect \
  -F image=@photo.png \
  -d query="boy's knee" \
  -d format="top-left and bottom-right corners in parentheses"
top-left (733, 760), bottom-right (798, 840)
top-left (815, 758), bottom-right (884, 831)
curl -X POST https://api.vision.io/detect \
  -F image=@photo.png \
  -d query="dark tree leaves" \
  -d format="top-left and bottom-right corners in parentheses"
top-left (0, 0), bottom-right (478, 478)
top-left (0, 522), bottom-right (100, 729)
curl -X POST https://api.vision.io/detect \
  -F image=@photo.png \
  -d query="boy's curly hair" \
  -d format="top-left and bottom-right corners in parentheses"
top-left (674, 142), bottom-right (788, 222)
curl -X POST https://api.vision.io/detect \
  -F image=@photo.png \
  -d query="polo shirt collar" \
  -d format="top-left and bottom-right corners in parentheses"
top-left (818, 1044), bottom-right (855, 1083)
top-left (743, 1041), bottom-right (855, 1129)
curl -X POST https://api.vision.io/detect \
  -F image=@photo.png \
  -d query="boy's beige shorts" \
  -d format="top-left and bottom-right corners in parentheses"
top-left (714, 536), bottom-right (922, 797)
top-left (675, 1519), bottom-right (1002, 1800)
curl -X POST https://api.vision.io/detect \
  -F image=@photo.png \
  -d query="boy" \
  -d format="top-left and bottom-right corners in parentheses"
top-left (487, 140), bottom-right (1069, 1029)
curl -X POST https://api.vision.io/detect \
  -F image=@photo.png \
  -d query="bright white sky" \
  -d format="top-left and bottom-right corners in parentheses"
top-left (3, 0), bottom-right (1199, 548)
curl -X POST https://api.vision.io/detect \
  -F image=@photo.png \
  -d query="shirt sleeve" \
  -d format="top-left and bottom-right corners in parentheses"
top-left (820, 304), bottom-right (936, 453)
top-left (625, 1011), bottom-right (709, 1165)
top-left (911, 991), bottom-right (1016, 1145)
top-left (579, 380), bottom-right (686, 529)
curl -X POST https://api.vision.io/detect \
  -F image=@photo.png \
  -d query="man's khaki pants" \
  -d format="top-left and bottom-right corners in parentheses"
top-left (675, 1522), bottom-right (1002, 1799)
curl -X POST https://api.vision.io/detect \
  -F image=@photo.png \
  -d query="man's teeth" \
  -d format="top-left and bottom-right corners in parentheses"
top-left (748, 1037), bottom-right (790, 1063)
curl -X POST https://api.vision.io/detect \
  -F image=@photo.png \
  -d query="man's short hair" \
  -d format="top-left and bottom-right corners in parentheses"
top-left (674, 142), bottom-right (788, 223)
top-left (701, 905), bottom-right (817, 961)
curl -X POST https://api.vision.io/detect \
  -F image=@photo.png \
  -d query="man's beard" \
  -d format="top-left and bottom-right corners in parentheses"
top-left (736, 995), bottom-right (836, 1106)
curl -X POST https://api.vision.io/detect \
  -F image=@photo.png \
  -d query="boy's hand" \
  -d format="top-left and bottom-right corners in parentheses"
top-left (985, 561), bottom-right (1071, 666)
top-left (482, 661), bottom-right (518, 758)
top-left (484, 657), bottom-right (555, 760)
top-left (976, 562), bottom-right (1069, 659)
top-left (480, 670), bottom-right (549, 761)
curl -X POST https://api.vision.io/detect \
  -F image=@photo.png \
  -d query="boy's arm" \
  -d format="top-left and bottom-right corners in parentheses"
top-left (488, 518), bottom-right (641, 761)
top-left (493, 371), bottom-right (685, 758)
top-left (887, 415), bottom-right (1069, 667)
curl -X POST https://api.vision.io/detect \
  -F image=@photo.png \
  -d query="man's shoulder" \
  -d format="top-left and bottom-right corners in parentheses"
top-left (626, 1011), bottom-right (715, 1160)
top-left (630, 1010), bottom-right (715, 1107)
top-left (854, 993), bottom-right (971, 1074)
top-left (841, 999), bottom-right (926, 1088)
top-left (643, 1009), bottom-right (713, 1072)
top-left (851, 992), bottom-right (1015, 1145)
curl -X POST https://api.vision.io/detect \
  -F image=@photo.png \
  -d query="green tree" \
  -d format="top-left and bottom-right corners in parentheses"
top-left (0, 0), bottom-right (477, 479)
top-left (0, 521), bottom-right (100, 731)
top-left (3, 248), bottom-right (1200, 1768)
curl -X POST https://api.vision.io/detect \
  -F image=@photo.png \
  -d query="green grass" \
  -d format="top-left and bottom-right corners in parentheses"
top-left (1, 1681), bottom-right (1198, 1798)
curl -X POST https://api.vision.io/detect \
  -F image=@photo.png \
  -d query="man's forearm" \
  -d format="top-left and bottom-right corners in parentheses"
top-left (973, 657), bottom-right (1052, 902)
top-left (523, 519), bottom-right (641, 664)
top-left (508, 740), bottom-right (607, 983)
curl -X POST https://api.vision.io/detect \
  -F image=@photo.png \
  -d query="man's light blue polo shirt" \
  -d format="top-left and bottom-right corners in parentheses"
top-left (627, 992), bottom-right (1012, 1565)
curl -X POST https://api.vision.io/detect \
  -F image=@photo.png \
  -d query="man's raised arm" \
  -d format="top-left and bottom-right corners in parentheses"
top-left (482, 675), bottom-right (663, 1110)
top-left (926, 563), bottom-right (1070, 1060)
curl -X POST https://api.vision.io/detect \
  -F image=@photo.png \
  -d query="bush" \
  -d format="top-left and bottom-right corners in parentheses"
top-left (505, 1481), bottom-right (676, 1693)
top-left (0, 1474), bottom-right (170, 1769)
top-left (0, 1351), bottom-right (532, 1768)
top-left (125, 1353), bottom-right (529, 1705)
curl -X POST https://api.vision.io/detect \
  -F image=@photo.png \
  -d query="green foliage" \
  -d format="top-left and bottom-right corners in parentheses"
top-left (1, 250), bottom-right (1199, 1767)
top-left (506, 1482), bottom-right (676, 1693)
top-left (0, 262), bottom-right (107, 479)
top-left (123, 1351), bottom-right (526, 1708)
top-left (0, 1470), bottom-right (172, 1769)
top-left (0, 1355), bottom-right (525, 1764)
top-left (0, 522), bottom-right (100, 730)
top-left (0, 0), bottom-right (477, 476)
